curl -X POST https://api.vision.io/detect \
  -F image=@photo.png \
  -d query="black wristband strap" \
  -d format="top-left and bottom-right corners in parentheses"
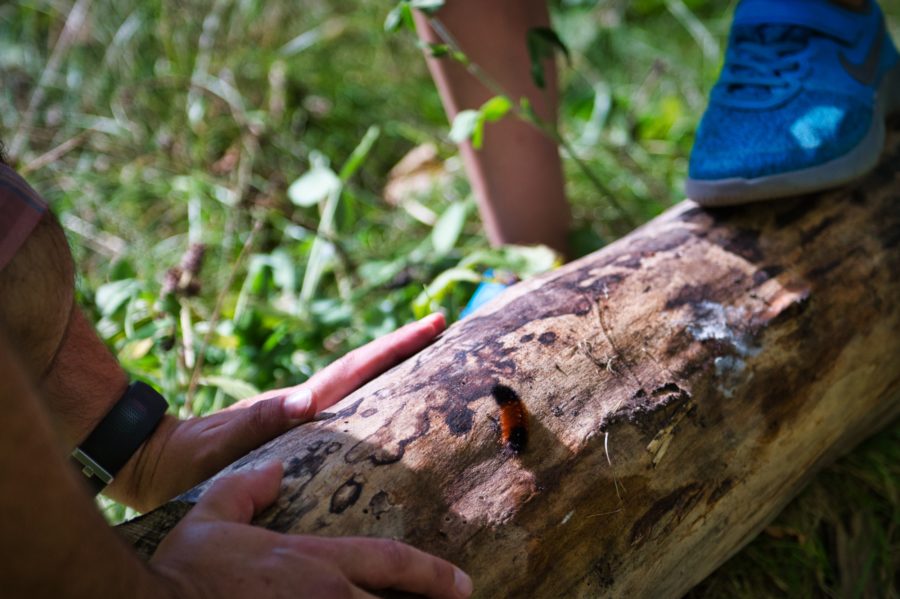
top-left (70, 381), bottom-right (168, 496)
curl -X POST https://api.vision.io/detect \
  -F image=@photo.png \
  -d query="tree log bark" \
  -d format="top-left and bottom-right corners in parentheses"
top-left (119, 124), bottom-right (900, 598)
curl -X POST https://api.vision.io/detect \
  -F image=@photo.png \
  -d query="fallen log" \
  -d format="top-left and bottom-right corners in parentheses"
top-left (120, 124), bottom-right (900, 598)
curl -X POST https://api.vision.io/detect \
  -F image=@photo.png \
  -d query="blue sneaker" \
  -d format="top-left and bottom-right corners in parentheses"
top-left (686, 0), bottom-right (900, 206)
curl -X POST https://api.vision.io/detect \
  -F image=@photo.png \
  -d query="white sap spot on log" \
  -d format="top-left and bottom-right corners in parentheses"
top-left (686, 301), bottom-right (760, 398)
top-left (687, 301), bottom-right (761, 359)
top-left (561, 510), bottom-right (575, 525)
top-left (714, 356), bottom-right (746, 374)
top-left (714, 356), bottom-right (747, 398)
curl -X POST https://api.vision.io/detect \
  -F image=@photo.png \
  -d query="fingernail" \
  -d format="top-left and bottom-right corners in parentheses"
top-left (454, 568), bottom-right (473, 597)
top-left (284, 388), bottom-right (313, 419)
top-left (422, 312), bottom-right (445, 331)
top-left (253, 460), bottom-right (282, 474)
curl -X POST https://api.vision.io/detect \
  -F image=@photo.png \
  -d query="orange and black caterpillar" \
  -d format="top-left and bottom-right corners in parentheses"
top-left (492, 384), bottom-right (528, 454)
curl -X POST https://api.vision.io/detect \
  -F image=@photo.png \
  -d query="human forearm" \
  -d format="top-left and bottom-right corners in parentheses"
top-left (0, 331), bottom-right (164, 598)
top-left (0, 209), bottom-right (126, 448)
top-left (416, 0), bottom-right (570, 254)
top-left (41, 306), bottom-right (130, 447)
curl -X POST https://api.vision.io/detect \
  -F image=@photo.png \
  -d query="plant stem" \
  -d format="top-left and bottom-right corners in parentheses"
top-left (184, 218), bottom-right (262, 414)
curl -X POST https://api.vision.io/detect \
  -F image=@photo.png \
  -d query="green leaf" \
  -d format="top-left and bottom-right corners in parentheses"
top-left (384, 4), bottom-right (404, 32)
top-left (449, 96), bottom-right (513, 150)
top-left (431, 201), bottom-right (469, 256)
top-left (412, 267), bottom-right (481, 319)
top-left (301, 126), bottom-right (380, 305)
top-left (200, 375), bottom-right (260, 401)
top-left (288, 166), bottom-right (340, 207)
top-left (410, 0), bottom-right (445, 14)
top-left (480, 95), bottom-right (512, 123)
top-left (526, 27), bottom-right (571, 89)
top-left (358, 259), bottom-right (407, 287)
top-left (448, 110), bottom-right (480, 144)
top-left (421, 41), bottom-right (451, 58)
top-left (338, 125), bottom-right (381, 181)
top-left (498, 245), bottom-right (561, 278)
top-left (458, 245), bottom-right (561, 278)
top-left (95, 279), bottom-right (141, 316)
top-left (471, 115), bottom-right (486, 149)
top-left (384, 2), bottom-right (415, 32)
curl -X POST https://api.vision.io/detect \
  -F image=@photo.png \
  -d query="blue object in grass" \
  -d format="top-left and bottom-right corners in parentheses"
top-left (460, 270), bottom-right (510, 319)
top-left (686, 0), bottom-right (900, 206)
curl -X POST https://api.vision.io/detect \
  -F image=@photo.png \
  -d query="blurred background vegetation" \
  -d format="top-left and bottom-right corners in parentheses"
top-left (2, 0), bottom-right (898, 595)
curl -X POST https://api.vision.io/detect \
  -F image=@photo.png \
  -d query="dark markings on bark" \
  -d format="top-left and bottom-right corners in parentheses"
top-left (652, 382), bottom-right (683, 397)
top-left (591, 559), bottom-right (615, 590)
top-left (707, 478), bottom-right (734, 505)
top-left (664, 283), bottom-right (722, 310)
top-left (263, 440), bottom-right (345, 532)
top-left (602, 382), bottom-right (692, 435)
top-left (334, 398), bottom-right (364, 419)
top-left (630, 482), bottom-right (704, 546)
top-left (806, 258), bottom-right (843, 281)
top-left (614, 253), bottom-right (644, 269)
top-left (538, 332), bottom-right (557, 346)
top-left (721, 228), bottom-right (764, 263)
top-left (752, 265), bottom-right (784, 286)
top-left (330, 476), bottom-right (364, 514)
top-left (345, 412), bottom-right (431, 466)
top-left (368, 490), bottom-right (393, 519)
top-left (626, 227), bottom-right (694, 257)
top-left (774, 198), bottom-right (819, 229)
top-left (125, 502), bottom-right (194, 558)
top-left (267, 495), bottom-right (318, 532)
top-left (284, 445), bottom-right (330, 479)
top-left (801, 215), bottom-right (839, 245)
top-left (445, 399), bottom-right (475, 435)
top-left (360, 408), bottom-right (378, 418)
top-left (520, 333), bottom-right (535, 343)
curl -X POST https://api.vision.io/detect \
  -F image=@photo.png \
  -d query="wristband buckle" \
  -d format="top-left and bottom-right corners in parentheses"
top-left (71, 447), bottom-right (114, 486)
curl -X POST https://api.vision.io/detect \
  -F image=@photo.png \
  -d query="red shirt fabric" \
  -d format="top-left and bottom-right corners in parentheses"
top-left (0, 164), bottom-right (48, 271)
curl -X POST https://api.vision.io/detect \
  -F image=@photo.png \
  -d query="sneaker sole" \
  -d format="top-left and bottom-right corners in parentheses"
top-left (686, 62), bottom-right (900, 207)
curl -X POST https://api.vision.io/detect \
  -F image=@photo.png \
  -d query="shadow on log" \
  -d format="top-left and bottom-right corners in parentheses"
top-left (119, 124), bottom-right (900, 598)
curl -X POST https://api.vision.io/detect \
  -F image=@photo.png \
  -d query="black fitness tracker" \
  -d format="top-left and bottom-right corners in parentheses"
top-left (70, 381), bottom-right (168, 496)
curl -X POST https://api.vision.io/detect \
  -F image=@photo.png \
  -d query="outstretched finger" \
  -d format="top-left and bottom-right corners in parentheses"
top-left (307, 312), bottom-right (445, 412)
top-left (189, 461), bottom-right (284, 524)
top-left (305, 536), bottom-right (472, 599)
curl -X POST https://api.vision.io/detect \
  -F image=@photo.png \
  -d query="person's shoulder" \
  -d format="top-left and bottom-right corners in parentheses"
top-left (0, 163), bottom-right (48, 213)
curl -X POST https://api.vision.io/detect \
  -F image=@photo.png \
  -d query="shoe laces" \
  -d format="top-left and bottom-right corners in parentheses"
top-left (716, 25), bottom-right (811, 105)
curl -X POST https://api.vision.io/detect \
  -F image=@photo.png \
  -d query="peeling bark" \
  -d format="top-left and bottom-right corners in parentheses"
top-left (119, 125), bottom-right (900, 598)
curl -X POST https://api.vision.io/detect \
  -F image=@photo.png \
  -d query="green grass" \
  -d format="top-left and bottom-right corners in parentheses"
top-left (2, 0), bottom-right (899, 595)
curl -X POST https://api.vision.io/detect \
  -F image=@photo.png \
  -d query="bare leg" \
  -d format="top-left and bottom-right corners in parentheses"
top-left (416, 0), bottom-right (571, 256)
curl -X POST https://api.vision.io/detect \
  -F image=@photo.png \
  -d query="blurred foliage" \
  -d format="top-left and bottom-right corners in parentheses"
top-left (2, 0), bottom-right (899, 595)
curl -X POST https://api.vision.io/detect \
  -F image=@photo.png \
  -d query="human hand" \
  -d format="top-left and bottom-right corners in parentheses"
top-left (110, 313), bottom-right (446, 511)
top-left (149, 461), bottom-right (473, 599)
